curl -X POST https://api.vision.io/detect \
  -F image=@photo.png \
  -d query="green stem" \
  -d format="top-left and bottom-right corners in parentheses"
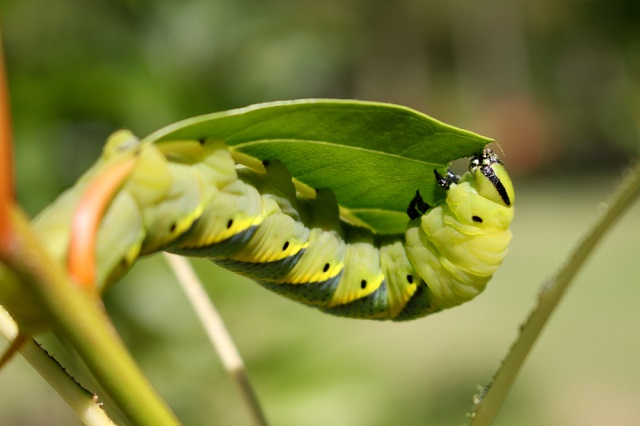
top-left (1, 22), bottom-right (176, 426)
top-left (470, 160), bottom-right (640, 425)
top-left (0, 307), bottom-right (117, 426)
top-left (4, 206), bottom-right (181, 426)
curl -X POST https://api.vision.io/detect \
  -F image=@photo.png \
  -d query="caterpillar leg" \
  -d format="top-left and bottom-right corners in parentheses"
top-left (407, 170), bottom-right (460, 220)
top-left (407, 190), bottom-right (431, 220)
top-left (434, 169), bottom-right (460, 190)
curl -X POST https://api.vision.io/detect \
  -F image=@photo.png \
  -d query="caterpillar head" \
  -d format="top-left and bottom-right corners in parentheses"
top-left (439, 149), bottom-right (514, 230)
top-left (469, 149), bottom-right (514, 207)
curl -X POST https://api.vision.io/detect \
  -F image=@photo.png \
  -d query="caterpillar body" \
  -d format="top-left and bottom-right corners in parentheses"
top-left (25, 129), bottom-right (514, 322)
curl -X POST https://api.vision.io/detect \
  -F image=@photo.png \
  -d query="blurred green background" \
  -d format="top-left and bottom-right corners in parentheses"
top-left (1, 0), bottom-right (639, 425)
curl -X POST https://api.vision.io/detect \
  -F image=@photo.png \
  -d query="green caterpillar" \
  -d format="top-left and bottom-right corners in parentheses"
top-left (25, 129), bottom-right (514, 322)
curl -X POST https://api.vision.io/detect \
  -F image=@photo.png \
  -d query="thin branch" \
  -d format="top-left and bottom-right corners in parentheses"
top-left (0, 306), bottom-right (117, 426)
top-left (162, 253), bottom-right (269, 426)
top-left (470, 160), bottom-right (640, 425)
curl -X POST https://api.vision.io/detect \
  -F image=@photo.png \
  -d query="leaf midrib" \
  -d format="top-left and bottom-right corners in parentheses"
top-left (231, 138), bottom-right (441, 168)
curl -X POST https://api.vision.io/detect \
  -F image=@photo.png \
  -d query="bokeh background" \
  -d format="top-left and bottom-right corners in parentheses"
top-left (1, 0), bottom-right (639, 425)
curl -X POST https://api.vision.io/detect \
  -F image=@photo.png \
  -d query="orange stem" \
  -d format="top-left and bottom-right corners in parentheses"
top-left (68, 157), bottom-right (137, 289)
top-left (0, 27), bottom-right (15, 254)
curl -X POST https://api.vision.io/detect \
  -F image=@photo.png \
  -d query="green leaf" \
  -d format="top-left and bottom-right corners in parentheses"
top-left (143, 99), bottom-right (491, 234)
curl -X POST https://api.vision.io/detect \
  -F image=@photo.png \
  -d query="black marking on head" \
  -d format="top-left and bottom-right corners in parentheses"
top-left (407, 274), bottom-right (414, 284)
top-left (407, 190), bottom-right (431, 220)
top-left (480, 164), bottom-right (511, 206)
top-left (360, 280), bottom-right (367, 289)
top-left (472, 215), bottom-right (483, 223)
top-left (262, 159), bottom-right (271, 167)
top-left (169, 222), bottom-right (177, 232)
top-left (226, 219), bottom-right (234, 229)
top-left (471, 149), bottom-right (502, 170)
top-left (282, 241), bottom-right (289, 251)
top-left (323, 263), bottom-right (330, 273)
top-left (198, 138), bottom-right (206, 145)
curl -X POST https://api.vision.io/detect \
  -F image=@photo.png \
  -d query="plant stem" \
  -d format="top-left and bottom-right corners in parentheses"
top-left (0, 307), bottom-right (117, 426)
top-left (470, 161), bottom-right (640, 425)
top-left (4, 206), bottom-right (181, 425)
top-left (163, 253), bottom-right (269, 426)
top-left (0, 27), bottom-right (15, 249)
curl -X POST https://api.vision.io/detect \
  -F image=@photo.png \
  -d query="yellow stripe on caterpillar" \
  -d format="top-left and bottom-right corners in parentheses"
top-left (329, 226), bottom-right (384, 307)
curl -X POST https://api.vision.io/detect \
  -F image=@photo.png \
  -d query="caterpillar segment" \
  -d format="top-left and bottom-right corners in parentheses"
top-left (11, 133), bottom-right (514, 323)
top-left (166, 150), bottom-right (424, 320)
